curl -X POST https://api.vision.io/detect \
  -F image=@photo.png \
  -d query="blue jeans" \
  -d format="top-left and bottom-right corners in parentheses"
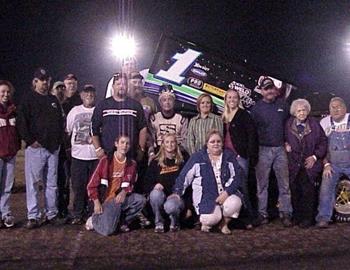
top-left (150, 189), bottom-right (184, 227)
top-left (92, 193), bottom-right (145, 236)
top-left (236, 156), bottom-right (254, 219)
top-left (25, 146), bottom-right (59, 220)
top-left (0, 157), bottom-right (15, 218)
top-left (316, 165), bottom-right (350, 222)
top-left (255, 146), bottom-right (292, 217)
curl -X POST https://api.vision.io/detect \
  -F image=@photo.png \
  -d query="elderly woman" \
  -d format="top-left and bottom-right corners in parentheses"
top-left (186, 93), bottom-right (223, 155)
top-left (222, 89), bottom-right (258, 228)
top-left (86, 135), bottom-right (146, 236)
top-left (144, 133), bottom-right (185, 233)
top-left (285, 99), bottom-right (327, 228)
top-left (169, 129), bottom-right (243, 234)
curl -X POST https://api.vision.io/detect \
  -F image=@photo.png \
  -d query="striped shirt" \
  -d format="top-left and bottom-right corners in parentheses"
top-left (186, 113), bottom-right (223, 155)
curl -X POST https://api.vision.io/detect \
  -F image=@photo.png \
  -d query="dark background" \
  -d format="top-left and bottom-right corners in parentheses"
top-left (1, 0), bottom-right (350, 105)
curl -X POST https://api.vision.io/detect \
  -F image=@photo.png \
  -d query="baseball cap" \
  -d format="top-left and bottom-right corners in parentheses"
top-left (259, 77), bottom-right (275, 90)
top-left (34, 67), bottom-right (50, 80)
top-left (80, 84), bottom-right (96, 93)
top-left (52, 81), bottom-right (65, 89)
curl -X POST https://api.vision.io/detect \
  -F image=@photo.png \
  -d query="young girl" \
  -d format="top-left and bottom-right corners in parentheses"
top-left (86, 135), bottom-right (146, 236)
top-left (0, 80), bottom-right (20, 228)
top-left (145, 133), bottom-right (185, 233)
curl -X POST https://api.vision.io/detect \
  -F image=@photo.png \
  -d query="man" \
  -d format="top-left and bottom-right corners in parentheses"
top-left (17, 68), bottom-right (64, 229)
top-left (149, 84), bottom-right (188, 157)
top-left (128, 71), bottom-right (157, 121)
top-left (251, 77), bottom-right (292, 227)
top-left (66, 84), bottom-right (99, 225)
top-left (62, 73), bottom-right (82, 115)
top-left (58, 74), bottom-right (82, 218)
top-left (316, 97), bottom-right (349, 228)
top-left (91, 72), bottom-right (147, 160)
top-left (51, 81), bottom-right (66, 103)
top-left (50, 81), bottom-right (70, 219)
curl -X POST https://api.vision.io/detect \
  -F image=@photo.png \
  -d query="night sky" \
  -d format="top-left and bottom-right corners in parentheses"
top-left (1, 1), bottom-right (350, 104)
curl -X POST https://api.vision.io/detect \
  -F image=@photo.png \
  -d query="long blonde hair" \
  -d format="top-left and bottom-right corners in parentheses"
top-left (156, 133), bottom-right (183, 168)
top-left (222, 89), bottom-right (240, 123)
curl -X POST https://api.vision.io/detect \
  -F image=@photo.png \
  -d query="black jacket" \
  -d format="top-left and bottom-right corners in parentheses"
top-left (17, 90), bottom-right (64, 153)
top-left (224, 108), bottom-right (259, 167)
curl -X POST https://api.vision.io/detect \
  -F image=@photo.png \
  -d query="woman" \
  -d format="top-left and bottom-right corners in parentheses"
top-left (170, 129), bottom-right (243, 235)
top-left (222, 89), bottom-right (258, 228)
top-left (187, 93), bottom-right (223, 155)
top-left (285, 99), bottom-right (327, 228)
top-left (0, 80), bottom-right (20, 228)
top-left (145, 133), bottom-right (185, 233)
top-left (86, 135), bottom-right (146, 236)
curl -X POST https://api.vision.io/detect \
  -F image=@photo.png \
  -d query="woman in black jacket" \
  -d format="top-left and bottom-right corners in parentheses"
top-left (222, 89), bottom-right (259, 228)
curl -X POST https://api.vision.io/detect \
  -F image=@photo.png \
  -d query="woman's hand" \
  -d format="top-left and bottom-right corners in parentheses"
top-left (115, 189), bottom-right (127, 204)
top-left (167, 193), bottom-right (180, 201)
top-left (323, 164), bottom-right (333, 178)
top-left (215, 191), bottom-right (229, 205)
top-left (154, 183), bottom-right (164, 191)
top-left (93, 199), bottom-right (103, 214)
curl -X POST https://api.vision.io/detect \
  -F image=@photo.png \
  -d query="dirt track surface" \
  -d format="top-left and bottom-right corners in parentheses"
top-left (1, 191), bottom-right (350, 270)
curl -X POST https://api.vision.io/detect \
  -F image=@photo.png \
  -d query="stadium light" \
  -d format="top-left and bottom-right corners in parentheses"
top-left (110, 33), bottom-right (137, 60)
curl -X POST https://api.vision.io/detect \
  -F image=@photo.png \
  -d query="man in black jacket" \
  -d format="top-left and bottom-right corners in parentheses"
top-left (17, 68), bottom-right (64, 229)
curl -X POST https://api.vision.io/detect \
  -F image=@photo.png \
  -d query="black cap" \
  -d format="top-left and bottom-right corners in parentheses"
top-left (80, 84), bottom-right (96, 93)
top-left (34, 67), bottom-right (50, 80)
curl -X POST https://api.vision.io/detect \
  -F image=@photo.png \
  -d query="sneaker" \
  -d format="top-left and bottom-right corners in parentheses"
top-left (71, 217), bottom-right (84, 225)
top-left (154, 224), bottom-right (165, 233)
top-left (120, 224), bottom-right (130, 233)
top-left (3, 215), bottom-right (15, 228)
top-left (25, 219), bottom-right (40, 229)
top-left (85, 217), bottom-right (94, 231)
top-left (220, 225), bottom-right (232, 235)
top-left (169, 225), bottom-right (180, 232)
top-left (201, 224), bottom-right (211, 233)
top-left (281, 215), bottom-right (292, 228)
top-left (316, 220), bottom-right (329, 229)
top-left (137, 213), bottom-right (151, 228)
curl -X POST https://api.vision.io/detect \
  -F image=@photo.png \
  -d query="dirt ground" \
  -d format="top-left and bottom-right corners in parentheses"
top-left (1, 150), bottom-right (350, 269)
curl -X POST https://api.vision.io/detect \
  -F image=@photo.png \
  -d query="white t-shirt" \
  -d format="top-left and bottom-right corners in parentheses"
top-left (320, 113), bottom-right (350, 137)
top-left (66, 105), bottom-right (97, 160)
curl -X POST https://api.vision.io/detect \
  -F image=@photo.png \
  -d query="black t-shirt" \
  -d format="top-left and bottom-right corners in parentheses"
top-left (144, 158), bottom-right (184, 196)
top-left (91, 97), bottom-right (147, 157)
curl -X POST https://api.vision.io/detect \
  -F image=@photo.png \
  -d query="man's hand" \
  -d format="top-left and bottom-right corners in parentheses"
top-left (304, 156), bottom-right (316, 169)
top-left (215, 191), bottom-right (229, 205)
top-left (30, 141), bottom-right (42, 148)
top-left (93, 199), bottom-right (103, 214)
top-left (115, 189), bottom-right (127, 204)
top-left (95, 148), bottom-right (106, 159)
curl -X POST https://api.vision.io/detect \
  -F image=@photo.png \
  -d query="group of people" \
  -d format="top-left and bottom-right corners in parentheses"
top-left (0, 66), bottom-right (349, 236)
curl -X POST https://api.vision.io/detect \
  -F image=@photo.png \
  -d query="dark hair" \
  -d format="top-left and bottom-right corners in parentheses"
top-left (0, 80), bottom-right (15, 95)
top-left (112, 73), bottom-right (128, 84)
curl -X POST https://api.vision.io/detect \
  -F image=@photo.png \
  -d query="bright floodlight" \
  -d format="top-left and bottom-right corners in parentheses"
top-left (110, 34), bottom-right (136, 59)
